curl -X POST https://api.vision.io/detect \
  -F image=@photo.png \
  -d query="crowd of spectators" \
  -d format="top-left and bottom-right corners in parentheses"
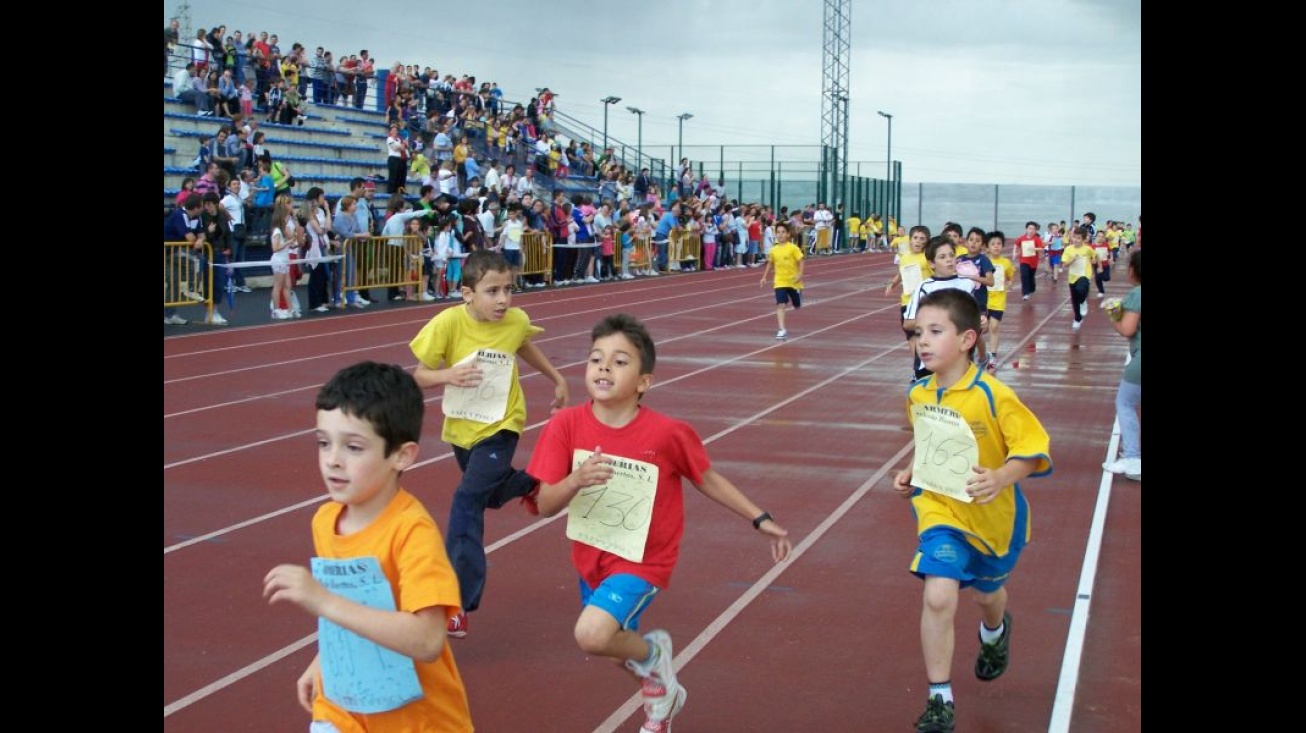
top-left (165, 18), bottom-right (890, 327)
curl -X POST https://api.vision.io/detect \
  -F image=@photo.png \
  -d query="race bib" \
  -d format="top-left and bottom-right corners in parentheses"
top-left (1021, 240), bottom-right (1035, 258)
top-left (910, 404), bottom-right (978, 503)
top-left (992, 267), bottom-right (1005, 292)
top-left (442, 349), bottom-right (513, 423)
top-left (900, 263), bottom-right (922, 294)
top-left (565, 449), bottom-right (658, 562)
top-left (312, 557), bottom-right (422, 713)
top-left (1069, 254), bottom-right (1089, 280)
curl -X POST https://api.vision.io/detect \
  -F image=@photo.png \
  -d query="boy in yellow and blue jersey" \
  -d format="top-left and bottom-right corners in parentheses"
top-left (892, 288), bottom-right (1052, 733)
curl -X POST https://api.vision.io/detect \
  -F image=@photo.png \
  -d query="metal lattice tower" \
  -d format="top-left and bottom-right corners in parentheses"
top-left (175, 2), bottom-right (193, 46)
top-left (820, 0), bottom-right (851, 207)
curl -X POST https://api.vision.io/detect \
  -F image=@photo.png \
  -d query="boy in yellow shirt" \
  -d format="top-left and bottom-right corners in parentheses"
top-left (892, 289), bottom-right (1052, 733)
top-left (1062, 226), bottom-right (1095, 330)
top-left (760, 223), bottom-right (805, 339)
top-left (983, 232), bottom-right (1016, 367)
top-left (845, 212), bottom-right (862, 253)
top-left (409, 250), bottom-right (570, 637)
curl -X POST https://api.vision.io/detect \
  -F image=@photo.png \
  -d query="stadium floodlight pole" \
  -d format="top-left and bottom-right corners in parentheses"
top-left (601, 96), bottom-right (622, 153)
top-left (877, 110), bottom-right (893, 186)
top-left (676, 112), bottom-right (693, 176)
top-left (878, 110), bottom-right (893, 229)
top-left (627, 106), bottom-right (646, 166)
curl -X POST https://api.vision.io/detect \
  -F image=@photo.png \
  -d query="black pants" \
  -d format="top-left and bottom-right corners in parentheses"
top-left (387, 156), bottom-right (406, 194)
top-left (1070, 278), bottom-right (1089, 321)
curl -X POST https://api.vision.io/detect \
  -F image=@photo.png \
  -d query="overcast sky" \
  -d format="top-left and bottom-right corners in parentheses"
top-left (169, 0), bottom-right (1141, 187)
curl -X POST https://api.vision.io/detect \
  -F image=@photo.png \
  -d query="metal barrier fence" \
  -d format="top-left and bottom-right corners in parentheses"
top-left (672, 232), bottom-right (701, 270)
top-left (520, 232), bottom-right (553, 287)
top-left (164, 240), bottom-right (214, 317)
top-left (343, 234), bottom-right (423, 296)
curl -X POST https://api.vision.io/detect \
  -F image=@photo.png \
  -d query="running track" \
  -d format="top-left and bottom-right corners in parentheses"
top-left (164, 252), bottom-right (1141, 732)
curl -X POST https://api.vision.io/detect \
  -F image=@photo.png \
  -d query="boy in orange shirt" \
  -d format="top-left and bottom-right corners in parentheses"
top-left (264, 361), bottom-right (473, 732)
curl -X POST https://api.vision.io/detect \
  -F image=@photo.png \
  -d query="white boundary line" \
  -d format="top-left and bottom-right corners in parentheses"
top-left (1047, 416), bottom-right (1123, 732)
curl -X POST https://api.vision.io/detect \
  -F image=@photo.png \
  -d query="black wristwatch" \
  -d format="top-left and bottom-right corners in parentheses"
top-left (752, 511), bottom-right (773, 530)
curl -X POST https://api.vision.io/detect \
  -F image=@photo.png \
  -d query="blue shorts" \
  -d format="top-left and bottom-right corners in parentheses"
top-left (747, 240), bottom-right (759, 256)
top-left (1047, 251), bottom-right (1063, 266)
top-left (579, 573), bottom-right (659, 631)
top-left (909, 526), bottom-right (1019, 593)
top-left (775, 287), bottom-right (802, 308)
top-left (988, 308), bottom-right (1004, 321)
top-left (503, 249), bottom-right (522, 267)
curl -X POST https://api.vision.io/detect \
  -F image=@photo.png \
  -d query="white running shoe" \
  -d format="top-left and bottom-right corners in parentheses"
top-left (207, 312), bottom-right (229, 325)
top-left (1103, 457), bottom-right (1141, 478)
top-left (1071, 320), bottom-right (1081, 331)
top-left (776, 329), bottom-right (787, 340)
top-left (625, 630), bottom-right (686, 732)
top-left (164, 314), bottom-right (188, 325)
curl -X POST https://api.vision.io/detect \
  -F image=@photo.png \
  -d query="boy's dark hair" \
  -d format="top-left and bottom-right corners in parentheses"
top-left (1128, 249), bottom-right (1141, 282)
top-left (924, 235), bottom-right (955, 262)
top-left (1082, 211), bottom-right (1096, 223)
top-left (592, 313), bottom-right (656, 375)
top-left (1073, 225), bottom-right (1091, 239)
top-left (315, 361), bottom-right (423, 457)
top-left (918, 289), bottom-right (981, 356)
top-left (461, 249), bottom-right (511, 289)
top-left (967, 226), bottom-right (986, 241)
top-left (942, 222), bottom-right (963, 237)
top-left (1025, 220), bottom-right (1040, 229)
top-left (909, 224), bottom-right (931, 239)
top-left (986, 231), bottom-right (1006, 246)
top-left (201, 191), bottom-right (221, 205)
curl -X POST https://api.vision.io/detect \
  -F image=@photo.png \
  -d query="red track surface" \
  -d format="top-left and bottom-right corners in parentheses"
top-left (164, 253), bottom-right (1141, 732)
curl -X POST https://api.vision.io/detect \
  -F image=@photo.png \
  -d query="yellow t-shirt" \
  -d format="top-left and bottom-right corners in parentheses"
top-left (987, 256), bottom-right (1016, 312)
top-left (1106, 229), bottom-right (1121, 251)
top-left (768, 242), bottom-right (804, 289)
top-left (845, 217), bottom-right (862, 239)
top-left (409, 154), bottom-right (431, 181)
top-left (897, 251), bottom-right (933, 305)
top-left (453, 143), bottom-right (468, 165)
top-left (310, 490), bottom-right (473, 733)
top-left (905, 364), bottom-right (1052, 558)
top-left (891, 235), bottom-right (909, 255)
top-left (1063, 244), bottom-right (1094, 283)
top-left (409, 305), bottom-right (543, 448)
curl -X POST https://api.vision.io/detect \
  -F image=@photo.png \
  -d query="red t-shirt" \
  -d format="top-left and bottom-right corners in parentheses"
top-left (1015, 233), bottom-right (1044, 267)
top-left (253, 41), bottom-right (271, 68)
top-left (526, 403), bottom-right (709, 590)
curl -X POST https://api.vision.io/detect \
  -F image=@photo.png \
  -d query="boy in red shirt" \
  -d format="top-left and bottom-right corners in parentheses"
top-left (527, 314), bottom-right (793, 733)
top-left (1013, 221), bottom-right (1044, 301)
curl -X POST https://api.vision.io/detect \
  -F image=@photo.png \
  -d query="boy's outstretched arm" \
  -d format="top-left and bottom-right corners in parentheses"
top-left (693, 468), bottom-right (792, 562)
top-left (536, 446), bottom-right (613, 517)
top-left (264, 564), bottom-right (449, 663)
top-left (517, 339), bottom-right (569, 412)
